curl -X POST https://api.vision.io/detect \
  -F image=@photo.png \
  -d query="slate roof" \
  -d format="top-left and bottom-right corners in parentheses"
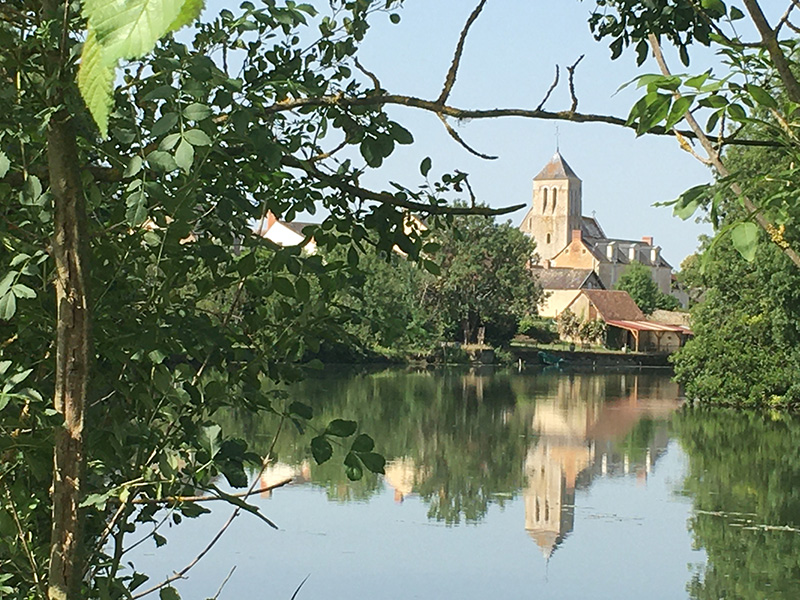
top-left (533, 268), bottom-right (604, 290)
top-left (578, 290), bottom-right (646, 321)
top-left (534, 152), bottom-right (581, 181)
top-left (580, 216), bottom-right (605, 239)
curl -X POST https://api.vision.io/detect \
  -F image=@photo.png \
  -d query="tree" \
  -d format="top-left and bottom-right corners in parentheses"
top-left (424, 211), bottom-right (542, 345)
top-left (578, 318), bottom-right (607, 347)
top-left (587, 0), bottom-right (800, 267)
top-left (557, 308), bottom-right (581, 342)
top-left (0, 2), bottom-right (538, 599)
top-left (614, 261), bottom-right (679, 314)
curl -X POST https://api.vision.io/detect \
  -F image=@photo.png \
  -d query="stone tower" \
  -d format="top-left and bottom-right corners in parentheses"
top-left (519, 152), bottom-right (583, 262)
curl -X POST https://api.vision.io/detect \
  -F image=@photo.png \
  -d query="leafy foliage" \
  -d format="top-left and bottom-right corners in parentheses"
top-left (423, 211), bottom-right (542, 345)
top-left (614, 261), bottom-right (680, 314)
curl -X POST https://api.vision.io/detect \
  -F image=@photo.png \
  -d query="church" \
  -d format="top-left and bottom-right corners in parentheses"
top-left (520, 152), bottom-right (673, 318)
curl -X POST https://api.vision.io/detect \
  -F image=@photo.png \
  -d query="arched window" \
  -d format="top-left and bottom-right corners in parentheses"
top-left (542, 187), bottom-right (548, 212)
top-left (546, 233), bottom-right (551, 244)
top-left (552, 187), bottom-right (558, 211)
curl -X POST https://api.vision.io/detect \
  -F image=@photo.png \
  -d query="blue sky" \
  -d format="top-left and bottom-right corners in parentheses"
top-left (351, 0), bottom-right (720, 267)
top-left (205, 0), bottom-right (755, 267)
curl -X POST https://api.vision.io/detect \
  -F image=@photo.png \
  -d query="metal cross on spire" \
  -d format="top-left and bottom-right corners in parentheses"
top-left (555, 125), bottom-right (560, 152)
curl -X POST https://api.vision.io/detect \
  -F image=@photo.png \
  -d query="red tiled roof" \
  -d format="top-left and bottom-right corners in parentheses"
top-left (580, 290), bottom-right (646, 321)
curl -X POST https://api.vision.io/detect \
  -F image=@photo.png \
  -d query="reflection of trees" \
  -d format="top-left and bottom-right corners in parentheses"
top-left (220, 368), bottom-right (680, 532)
top-left (223, 367), bottom-right (533, 523)
top-left (675, 410), bottom-right (800, 599)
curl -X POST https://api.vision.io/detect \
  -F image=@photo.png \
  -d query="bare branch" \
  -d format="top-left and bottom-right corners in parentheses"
top-left (775, 0), bottom-right (800, 35)
top-left (437, 0), bottom-right (488, 105)
top-left (566, 55), bottom-right (584, 113)
top-left (309, 138), bottom-right (349, 162)
top-left (537, 65), bottom-right (560, 111)
top-left (281, 155), bottom-right (524, 215)
top-left (649, 33), bottom-right (800, 268)
top-left (437, 113), bottom-right (498, 160)
top-left (354, 57), bottom-right (382, 91)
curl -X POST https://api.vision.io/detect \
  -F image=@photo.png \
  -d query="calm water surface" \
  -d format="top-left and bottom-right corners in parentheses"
top-left (131, 368), bottom-right (800, 599)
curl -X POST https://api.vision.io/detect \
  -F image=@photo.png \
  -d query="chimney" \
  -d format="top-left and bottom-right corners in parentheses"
top-left (606, 241), bottom-right (615, 261)
top-left (642, 236), bottom-right (654, 246)
top-left (628, 245), bottom-right (637, 262)
top-left (571, 229), bottom-right (582, 242)
top-left (650, 246), bottom-right (660, 264)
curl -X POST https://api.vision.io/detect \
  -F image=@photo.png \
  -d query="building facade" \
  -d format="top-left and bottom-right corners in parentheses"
top-left (521, 153), bottom-right (673, 295)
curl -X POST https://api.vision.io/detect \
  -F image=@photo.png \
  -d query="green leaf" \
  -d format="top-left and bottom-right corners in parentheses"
top-left (236, 252), bottom-right (257, 277)
top-left (310, 435), bottom-right (333, 464)
top-left (77, 28), bottom-right (116, 137)
top-left (83, 0), bottom-right (185, 60)
top-left (210, 485), bottom-right (277, 528)
top-left (220, 461), bottom-right (248, 488)
top-left (159, 586), bottom-right (181, 600)
top-left (11, 284), bottom-right (36, 299)
top-left (161, 132), bottom-right (181, 151)
top-left (358, 452), bottom-right (385, 474)
top-left (126, 187), bottom-right (148, 226)
top-left (183, 102), bottom-right (212, 121)
top-left (422, 259), bottom-right (441, 275)
top-left (325, 419), bottom-right (357, 437)
top-left (273, 277), bottom-right (295, 298)
top-left (730, 6), bottom-right (744, 20)
top-left (169, 0), bottom-right (205, 30)
top-left (389, 122), bottom-right (413, 145)
top-left (0, 152), bottom-right (9, 178)
top-left (174, 139), bottom-right (194, 173)
top-left (289, 401), bottom-right (313, 420)
top-left (389, 13), bottom-right (400, 24)
top-left (730, 222), bottom-right (759, 262)
top-left (343, 452), bottom-right (363, 481)
top-left (0, 293), bottom-right (16, 320)
top-left (664, 96), bottom-right (693, 131)
top-left (745, 84), bottom-right (778, 109)
top-left (295, 276), bottom-right (310, 302)
top-left (124, 155), bottom-right (143, 178)
top-left (350, 433), bottom-right (374, 453)
top-left (0, 272), bottom-right (17, 297)
top-left (183, 128), bottom-right (212, 146)
top-left (420, 157), bottom-right (432, 177)
top-left (152, 113), bottom-right (179, 137)
top-left (147, 150), bottom-right (177, 172)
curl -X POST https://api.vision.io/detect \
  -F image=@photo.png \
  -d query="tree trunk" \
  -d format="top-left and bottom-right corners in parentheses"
top-left (47, 113), bottom-right (89, 600)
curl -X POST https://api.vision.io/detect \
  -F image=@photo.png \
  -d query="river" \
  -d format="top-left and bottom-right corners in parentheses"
top-left (130, 367), bottom-right (800, 599)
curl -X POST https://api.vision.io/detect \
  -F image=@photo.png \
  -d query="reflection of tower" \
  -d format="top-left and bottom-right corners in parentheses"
top-left (524, 443), bottom-right (577, 560)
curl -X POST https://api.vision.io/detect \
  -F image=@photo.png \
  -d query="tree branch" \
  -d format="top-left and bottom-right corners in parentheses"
top-left (437, 0), bottom-right (488, 105)
top-left (742, 0), bottom-right (800, 103)
top-left (436, 113), bottom-right (498, 160)
top-left (537, 65), bottom-right (560, 111)
top-left (566, 55), bottom-right (584, 113)
top-left (649, 33), bottom-right (800, 268)
top-left (280, 155), bottom-right (523, 215)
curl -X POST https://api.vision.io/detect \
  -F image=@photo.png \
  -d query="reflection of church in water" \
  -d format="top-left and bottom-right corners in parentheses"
top-left (523, 374), bottom-right (680, 560)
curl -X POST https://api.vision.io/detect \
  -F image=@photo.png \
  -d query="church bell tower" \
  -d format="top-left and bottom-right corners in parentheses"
top-left (519, 152), bottom-right (583, 262)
